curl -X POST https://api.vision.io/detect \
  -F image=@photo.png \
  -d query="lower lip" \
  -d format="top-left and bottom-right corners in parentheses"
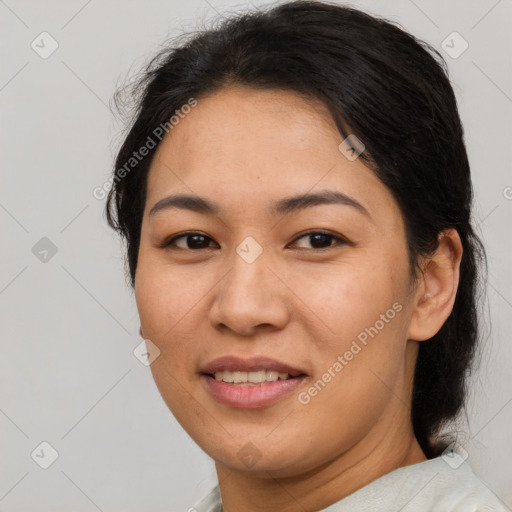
top-left (201, 374), bottom-right (307, 408)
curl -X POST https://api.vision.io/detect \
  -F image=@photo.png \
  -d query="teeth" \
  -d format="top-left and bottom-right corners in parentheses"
top-left (233, 371), bottom-right (247, 383)
top-left (213, 370), bottom-right (291, 384)
top-left (222, 371), bottom-right (234, 383)
top-left (267, 370), bottom-right (278, 382)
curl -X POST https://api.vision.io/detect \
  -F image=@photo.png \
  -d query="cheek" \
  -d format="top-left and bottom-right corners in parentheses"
top-left (134, 252), bottom-right (206, 382)
top-left (135, 249), bottom-right (208, 336)
top-left (134, 251), bottom-right (210, 427)
top-left (290, 253), bottom-right (405, 341)
top-left (293, 252), bottom-right (411, 399)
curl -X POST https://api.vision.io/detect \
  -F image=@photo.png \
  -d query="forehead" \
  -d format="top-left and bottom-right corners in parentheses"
top-left (153, 86), bottom-right (339, 168)
top-left (145, 86), bottom-right (398, 222)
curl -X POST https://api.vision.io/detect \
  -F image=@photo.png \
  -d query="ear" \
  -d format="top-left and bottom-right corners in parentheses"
top-left (407, 228), bottom-right (463, 342)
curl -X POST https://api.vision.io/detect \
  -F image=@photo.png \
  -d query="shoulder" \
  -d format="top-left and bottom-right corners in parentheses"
top-left (388, 455), bottom-right (507, 512)
top-left (322, 455), bottom-right (507, 512)
top-left (191, 456), bottom-right (507, 512)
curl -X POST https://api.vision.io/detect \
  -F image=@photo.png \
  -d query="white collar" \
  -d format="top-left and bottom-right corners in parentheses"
top-left (192, 456), bottom-right (506, 512)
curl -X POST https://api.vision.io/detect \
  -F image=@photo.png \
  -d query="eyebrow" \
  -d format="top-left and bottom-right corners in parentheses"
top-left (148, 190), bottom-right (370, 219)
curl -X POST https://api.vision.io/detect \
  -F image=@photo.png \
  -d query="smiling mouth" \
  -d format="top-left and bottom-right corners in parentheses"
top-left (200, 356), bottom-right (309, 407)
top-left (201, 371), bottom-right (308, 408)
top-left (206, 369), bottom-right (307, 385)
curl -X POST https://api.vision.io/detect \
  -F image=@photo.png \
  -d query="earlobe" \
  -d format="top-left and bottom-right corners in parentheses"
top-left (407, 229), bottom-right (463, 341)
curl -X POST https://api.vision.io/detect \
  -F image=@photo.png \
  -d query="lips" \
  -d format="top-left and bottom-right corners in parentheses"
top-left (200, 355), bottom-right (307, 378)
top-left (200, 355), bottom-right (308, 408)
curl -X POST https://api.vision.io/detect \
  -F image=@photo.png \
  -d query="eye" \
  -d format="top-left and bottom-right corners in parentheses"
top-left (289, 230), bottom-right (349, 250)
top-left (160, 232), bottom-right (218, 250)
top-left (159, 230), bottom-right (349, 251)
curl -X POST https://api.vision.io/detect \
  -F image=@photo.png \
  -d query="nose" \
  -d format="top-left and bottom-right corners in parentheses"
top-left (208, 248), bottom-right (291, 337)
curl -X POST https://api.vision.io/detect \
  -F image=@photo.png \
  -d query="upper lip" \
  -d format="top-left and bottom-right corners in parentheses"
top-left (200, 356), bottom-right (307, 377)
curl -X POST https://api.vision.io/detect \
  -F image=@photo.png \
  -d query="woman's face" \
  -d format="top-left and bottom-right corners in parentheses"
top-left (135, 86), bottom-right (421, 477)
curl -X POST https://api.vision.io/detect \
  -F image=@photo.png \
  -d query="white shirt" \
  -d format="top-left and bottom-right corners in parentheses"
top-left (192, 455), bottom-right (507, 511)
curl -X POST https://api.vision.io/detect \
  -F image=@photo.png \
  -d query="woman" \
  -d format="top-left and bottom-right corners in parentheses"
top-left (105, 1), bottom-right (505, 510)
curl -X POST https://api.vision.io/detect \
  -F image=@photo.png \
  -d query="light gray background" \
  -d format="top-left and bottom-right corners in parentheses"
top-left (1, 0), bottom-right (511, 510)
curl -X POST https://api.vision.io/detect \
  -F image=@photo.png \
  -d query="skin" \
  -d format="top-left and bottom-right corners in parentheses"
top-left (135, 85), bottom-right (463, 512)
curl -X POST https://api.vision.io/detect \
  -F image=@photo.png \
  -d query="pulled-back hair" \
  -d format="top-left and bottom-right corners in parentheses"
top-left (105, 0), bottom-right (486, 458)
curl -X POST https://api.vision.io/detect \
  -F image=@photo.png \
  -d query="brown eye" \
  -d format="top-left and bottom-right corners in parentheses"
top-left (291, 231), bottom-right (348, 250)
top-left (160, 232), bottom-right (218, 250)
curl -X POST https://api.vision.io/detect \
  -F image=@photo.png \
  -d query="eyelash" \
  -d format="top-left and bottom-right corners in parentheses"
top-left (159, 230), bottom-right (349, 252)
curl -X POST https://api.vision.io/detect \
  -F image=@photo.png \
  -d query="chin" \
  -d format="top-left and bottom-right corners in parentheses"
top-left (204, 437), bottom-right (321, 478)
